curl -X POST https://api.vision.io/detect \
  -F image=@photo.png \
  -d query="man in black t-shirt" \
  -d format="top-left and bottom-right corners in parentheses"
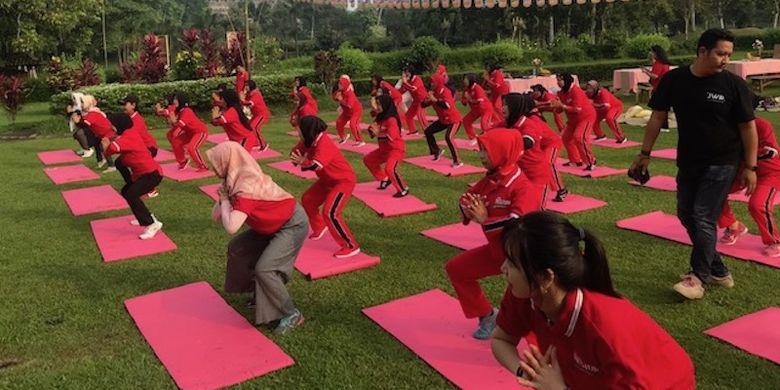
top-left (629, 29), bottom-right (758, 300)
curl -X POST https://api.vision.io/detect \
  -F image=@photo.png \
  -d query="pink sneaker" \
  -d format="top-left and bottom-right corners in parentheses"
top-left (334, 246), bottom-right (361, 258)
top-left (719, 222), bottom-right (748, 246)
top-left (673, 273), bottom-right (705, 300)
top-left (763, 243), bottom-right (780, 257)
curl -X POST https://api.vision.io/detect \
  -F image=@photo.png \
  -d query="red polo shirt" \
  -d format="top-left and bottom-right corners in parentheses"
top-left (212, 107), bottom-right (257, 150)
top-left (757, 117), bottom-right (780, 186)
top-left (400, 75), bottom-right (428, 101)
top-left (558, 85), bottom-right (597, 122)
top-left (83, 111), bottom-right (114, 138)
top-left (375, 117), bottom-right (405, 154)
top-left (294, 133), bottom-right (356, 185)
top-left (129, 111), bottom-right (158, 149)
top-left (105, 128), bottom-right (162, 182)
top-left (231, 196), bottom-right (296, 236)
top-left (246, 89), bottom-right (271, 119)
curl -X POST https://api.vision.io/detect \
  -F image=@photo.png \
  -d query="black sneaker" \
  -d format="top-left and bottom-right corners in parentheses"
top-left (393, 189), bottom-right (409, 198)
top-left (553, 189), bottom-right (568, 202)
top-left (584, 164), bottom-right (596, 171)
top-left (432, 149), bottom-right (445, 161)
top-left (377, 179), bottom-right (391, 190)
top-left (593, 135), bottom-right (608, 142)
top-left (616, 137), bottom-right (628, 144)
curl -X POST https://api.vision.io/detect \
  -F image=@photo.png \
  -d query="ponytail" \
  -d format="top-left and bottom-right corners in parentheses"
top-left (220, 89), bottom-right (253, 133)
top-left (502, 211), bottom-right (619, 298)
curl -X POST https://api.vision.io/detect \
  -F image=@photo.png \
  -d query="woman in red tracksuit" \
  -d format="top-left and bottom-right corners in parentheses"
top-left (423, 73), bottom-right (463, 168)
top-left (585, 80), bottom-right (627, 144)
top-left (505, 93), bottom-right (568, 203)
top-left (492, 212), bottom-right (695, 389)
top-left (553, 73), bottom-right (598, 171)
top-left (399, 66), bottom-right (429, 135)
top-left (169, 93), bottom-right (209, 171)
top-left (364, 94), bottom-right (408, 198)
top-left (235, 65), bottom-right (249, 96)
top-left (291, 116), bottom-right (360, 258)
top-left (718, 102), bottom-right (780, 257)
top-left (461, 74), bottom-right (494, 144)
top-left (484, 64), bottom-right (510, 124)
top-left (289, 76), bottom-right (318, 129)
top-left (641, 45), bottom-right (672, 93)
top-left (69, 95), bottom-right (116, 172)
top-left (102, 113), bottom-right (165, 241)
top-left (445, 128), bottom-right (544, 340)
top-left (371, 74), bottom-right (407, 131)
top-left (530, 84), bottom-right (565, 132)
top-left (241, 80), bottom-right (271, 151)
top-left (212, 89), bottom-right (258, 151)
top-left (334, 75), bottom-right (365, 146)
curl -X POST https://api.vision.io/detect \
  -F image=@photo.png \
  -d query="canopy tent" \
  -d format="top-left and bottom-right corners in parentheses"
top-left (306, 0), bottom-right (629, 8)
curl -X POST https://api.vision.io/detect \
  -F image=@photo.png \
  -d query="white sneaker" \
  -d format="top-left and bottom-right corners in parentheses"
top-left (469, 139), bottom-right (478, 147)
top-left (102, 166), bottom-right (117, 173)
top-left (97, 159), bottom-right (107, 168)
top-left (452, 161), bottom-right (464, 169)
top-left (130, 214), bottom-right (157, 226)
top-left (432, 149), bottom-right (445, 161)
top-left (339, 134), bottom-right (351, 144)
top-left (80, 148), bottom-right (94, 158)
top-left (353, 141), bottom-right (366, 147)
top-left (139, 221), bottom-right (163, 240)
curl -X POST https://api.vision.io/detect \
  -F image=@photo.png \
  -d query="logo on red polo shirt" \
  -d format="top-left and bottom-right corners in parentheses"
top-left (494, 197), bottom-right (511, 208)
top-left (573, 352), bottom-right (600, 375)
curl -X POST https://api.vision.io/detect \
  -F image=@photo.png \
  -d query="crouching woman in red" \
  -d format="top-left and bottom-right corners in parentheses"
top-left (212, 89), bottom-right (258, 151)
top-left (101, 113), bottom-right (164, 240)
top-left (208, 142), bottom-right (308, 335)
top-left (445, 129), bottom-right (544, 340)
top-left (364, 94), bottom-right (409, 198)
top-left (290, 116), bottom-right (361, 258)
top-left (492, 212), bottom-right (695, 390)
top-left (168, 93), bottom-right (209, 171)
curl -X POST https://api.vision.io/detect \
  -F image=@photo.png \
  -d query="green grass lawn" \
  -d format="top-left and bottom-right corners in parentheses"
top-left (0, 100), bottom-right (779, 389)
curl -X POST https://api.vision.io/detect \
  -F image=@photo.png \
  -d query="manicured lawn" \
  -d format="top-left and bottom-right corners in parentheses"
top-left (1, 101), bottom-right (778, 389)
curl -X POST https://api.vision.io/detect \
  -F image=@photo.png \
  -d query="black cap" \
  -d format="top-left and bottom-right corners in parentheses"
top-left (118, 94), bottom-right (139, 105)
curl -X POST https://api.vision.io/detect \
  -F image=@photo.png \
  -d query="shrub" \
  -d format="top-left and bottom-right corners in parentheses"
top-left (221, 32), bottom-right (247, 74)
top-left (335, 45), bottom-right (373, 77)
top-left (551, 36), bottom-right (588, 63)
top-left (440, 46), bottom-right (483, 71)
top-left (622, 34), bottom-right (671, 59)
top-left (313, 50), bottom-right (340, 85)
top-left (253, 36), bottom-right (284, 72)
top-left (50, 74), bottom-right (310, 115)
top-left (105, 67), bottom-right (122, 84)
top-left (480, 41), bottom-right (522, 68)
top-left (138, 34), bottom-right (167, 83)
top-left (26, 76), bottom-right (55, 102)
top-left (368, 50), bottom-right (410, 75)
top-left (408, 36), bottom-right (443, 72)
top-left (174, 51), bottom-right (202, 81)
top-left (0, 75), bottom-right (28, 123)
top-left (46, 57), bottom-right (75, 92)
top-left (199, 29), bottom-right (220, 78)
top-left (73, 58), bottom-right (101, 88)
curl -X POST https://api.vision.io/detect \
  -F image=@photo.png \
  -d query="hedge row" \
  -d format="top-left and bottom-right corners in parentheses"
top-left (49, 72), bottom-right (314, 115)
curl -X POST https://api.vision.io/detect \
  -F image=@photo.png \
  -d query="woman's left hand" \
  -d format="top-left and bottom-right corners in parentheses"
top-left (463, 193), bottom-right (488, 224)
top-left (211, 106), bottom-right (221, 119)
top-left (517, 345), bottom-right (566, 390)
top-left (290, 149), bottom-right (306, 165)
top-left (216, 185), bottom-right (230, 201)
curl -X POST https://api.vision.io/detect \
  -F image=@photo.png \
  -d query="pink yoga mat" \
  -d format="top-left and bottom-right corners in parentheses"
top-left (352, 182), bottom-right (438, 217)
top-left (404, 156), bottom-right (486, 177)
top-left (160, 162), bottom-right (215, 182)
top-left (617, 211), bottom-right (780, 269)
top-left (199, 184), bottom-right (220, 201)
top-left (44, 164), bottom-right (100, 185)
top-left (38, 149), bottom-right (81, 165)
top-left (267, 161), bottom-right (317, 180)
top-left (249, 148), bottom-right (282, 160)
top-left (654, 148), bottom-right (677, 161)
top-left (629, 176), bottom-right (780, 206)
top-left (90, 215), bottom-right (177, 262)
top-left (404, 132), bottom-right (425, 141)
top-left (545, 194), bottom-right (607, 214)
top-left (125, 282), bottom-right (295, 389)
top-left (363, 289), bottom-right (530, 390)
top-left (295, 235), bottom-right (380, 279)
top-left (437, 138), bottom-right (479, 151)
top-left (154, 149), bottom-right (176, 162)
top-left (336, 142), bottom-right (379, 156)
top-left (62, 184), bottom-right (128, 216)
top-left (555, 159), bottom-right (625, 179)
top-left (592, 139), bottom-right (641, 149)
top-left (326, 121), bottom-right (370, 131)
top-left (705, 307), bottom-right (780, 365)
top-left (421, 222), bottom-right (486, 251)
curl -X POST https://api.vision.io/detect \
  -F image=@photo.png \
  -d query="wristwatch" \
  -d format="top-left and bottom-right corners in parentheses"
top-left (639, 149), bottom-right (652, 157)
top-left (749, 165), bottom-right (759, 172)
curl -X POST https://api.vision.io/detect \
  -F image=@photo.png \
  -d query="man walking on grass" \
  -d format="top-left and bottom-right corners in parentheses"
top-left (629, 28), bottom-right (758, 300)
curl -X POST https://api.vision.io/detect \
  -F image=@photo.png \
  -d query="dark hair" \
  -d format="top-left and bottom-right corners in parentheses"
top-left (371, 74), bottom-right (384, 87)
top-left (331, 83), bottom-right (341, 94)
top-left (219, 89), bottom-right (253, 133)
top-left (504, 93), bottom-right (538, 127)
top-left (530, 84), bottom-right (548, 94)
top-left (108, 113), bottom-right (134, 135)
top-left (299, 115), bottom-right (327, 147)
top-left (650, 45), bottom-right (671, 65)
top-left (295, 76), bottom-right (307, 87)
top-left (165, 94), bottom-right (175, 106)
top-left (557, 73), bottom-right (575, 93)
top-left (247, 79), bottom-right (258, 91)
top-left (487, 63), bottom-right (503, 72)
top-left (464, 73), bottom-right (478, 88)
top-left (374, 94), bottom-right (402, 129)
top-left (173, 92), bottom-right (189, 114)
top-left (502, 211), bottom-right (619, 297)
top-left (402, 65), bottom-right (418, 75)
top-left (216, 83), bottom-right (228, 92)
top-left (697, 28), bottom-right (735, 53)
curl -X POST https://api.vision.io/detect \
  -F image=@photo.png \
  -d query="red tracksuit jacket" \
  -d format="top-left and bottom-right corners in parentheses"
top-left (590, 88), bottom-right (623, 112)
top-left (485, 69), bottom-right (509, 97)
top-left (235, 70), bottom-right (249, 94)
top-left (558, 85), bottom-right (596, 122)
top-left (83, 111), bottom-right (114, 138)
top-left (380, 80), bottom-right (403, 105)
top-left (757, 117), bottom-right (780, 186)
top-left (294, 133), bottom-right (356, 185)
top-left (497, 288), bottom-right (695, 389)
top-left (212, 107), bottom-right (256, 148)
top-left (515, 115), bottom-right (561, 183)
top-left (294, 86), bottom-right (318, 117)
top-left (129, 112), bottom-right (158, 150)
top-left (462, 83), bottom-right (492, 111)
top-left (105, 128), bottom-right (162, 182)
top-left (425, 74), bottom-right (462, 125)
top-left (375, 117), bottom-right (405, 154)
top-left (399, 75), bottom-right (428, 101)
top-left (171, 107), bottom-right (208, 137)
top-left (246, 89), bottom-right (271, 119)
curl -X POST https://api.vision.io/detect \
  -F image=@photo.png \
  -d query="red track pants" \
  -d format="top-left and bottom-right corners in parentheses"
top-left (167, 130), bottom-right (207, 169)
top-left (363, 149), bottom-right (407, 192)
top-left (336, 106), bottom-right (364, 142)
top-left (561, 118), bottom-right (595, 165)
top-left (719, 184), bottom-right (780, 245)
top-left (302, 180), bottom-right (358, 249)
top-left (462, 106), bottom-right (493, 139)
top-left (445, 244), bottom-right (504, 318)
top-left (593, 107), bottom-right (625, 141)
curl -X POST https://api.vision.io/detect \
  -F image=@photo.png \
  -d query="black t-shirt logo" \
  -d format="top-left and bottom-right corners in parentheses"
top-left (706, 91), bottom-right (726, 104)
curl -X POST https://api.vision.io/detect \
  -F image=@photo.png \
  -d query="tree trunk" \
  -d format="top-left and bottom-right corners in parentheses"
top-left (690, 0), bottom-right (696, 32)
top-left (775, 1), bottom-right (780, 28)
top-left (549, 14), bottom-right (554, 44)
top-left (589, 3), bottom-right (597, 44)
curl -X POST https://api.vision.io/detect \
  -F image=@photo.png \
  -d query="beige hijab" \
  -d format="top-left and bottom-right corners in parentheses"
top-left (81, 95), bottom-right (102, 112)
top-left (206, 142), bottom-right (293, 201)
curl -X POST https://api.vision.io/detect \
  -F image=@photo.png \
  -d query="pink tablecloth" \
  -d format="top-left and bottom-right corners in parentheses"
top-left (726, 59), bottom-right (780, 79)
top-left (506, 74), bottom-right (578, 93)
top-left (612, 68), bottom-right (648, 94)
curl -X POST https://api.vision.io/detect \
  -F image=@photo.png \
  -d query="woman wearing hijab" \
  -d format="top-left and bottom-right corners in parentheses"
top-left (445, 129), bottom-right (544, 340)
top-left (552, 73), bottom-right (598, 171)
top-left (289, 76), bottom-right (318, 129)
top-left (484, 64), bottom-right (510, 124)
top-left (461, 73), bottom-right (494, 145)
top-left (290, 116), bottom-right (361, 258)
top-left (335, 75), bottom-right (365, 146)
top-left (364, 94), bottom-right (409, 197)
top-left (208, 142), bottom-right (308, 335)
top-left (68, 94), bottom-right (116, 172)
top-left (422, 72), bottom-right (463, 168)
top-left (212, 89), bottom-right (258, 151)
